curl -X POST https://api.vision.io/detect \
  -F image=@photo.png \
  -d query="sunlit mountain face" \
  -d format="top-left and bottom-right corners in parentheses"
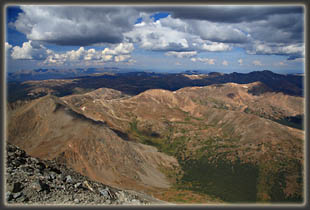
top-left (5, 4), bottom-right (305, 205)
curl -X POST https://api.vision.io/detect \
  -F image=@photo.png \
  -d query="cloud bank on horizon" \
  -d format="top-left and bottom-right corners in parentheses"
top-left (6, 5), bottom-right (305, 73)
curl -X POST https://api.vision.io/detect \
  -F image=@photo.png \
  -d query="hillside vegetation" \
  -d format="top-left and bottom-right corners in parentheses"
top-left (8, 81), bottom-right (304, 203)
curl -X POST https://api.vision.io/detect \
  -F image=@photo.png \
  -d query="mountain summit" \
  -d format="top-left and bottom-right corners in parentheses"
top-left (8, 81), bottom-right (304, 203)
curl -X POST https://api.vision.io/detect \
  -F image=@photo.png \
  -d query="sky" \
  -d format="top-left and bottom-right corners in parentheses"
top-left (5, 5), bottom-right (305, 74)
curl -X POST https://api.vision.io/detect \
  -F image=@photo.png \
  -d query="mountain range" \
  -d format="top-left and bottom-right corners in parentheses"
top-left (7, 70), bottom-right (304, 203)
top-left (7, 70), bottom-right (303, 104)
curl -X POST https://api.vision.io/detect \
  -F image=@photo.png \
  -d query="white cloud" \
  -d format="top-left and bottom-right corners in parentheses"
top-left (14, 6), bottom-right (139, 45)
top-left (125, 19), bottom-right (191, 51)
top-left (252, 60), bottom-right (263, 66)
top-left (9, 6), bottom-right (304, 70)
top-left (159, 15), bottom-right (189, 33)
top-left (222, 60), bottom-right (228, 66)
top-left (5, 42), bottom-right (12, 58)
top-left (253, 43), bottom-right (273, 54)
top-left (11, 6), bottom-right (304, 64)
top-left (114, 54), bottom-right (131, 62)
top-left (281, 44), bottom-right (304, 55)
top-left (273, 61), bottom-right (287, 66)
top-left (191, 57), bottom-right (215, 65)
top-left (246, 41), bottom-right (304, 60)
top-left (11, 41), bottom-right (33, 59)
top-left (160, 15), bottom-right (250, 44)
top-left (165, 51), bottom-right (197, 58)
top-left (125, 16), bottom-right (232, 53)
top-left (84, 48), bottom-right (101, 61)
top-left (42, 42), bottom-right (133, 66)
top-left (209, 59), bottom-right (215, 65)
top-left (11, 40), bottom-right (48, 60)
top-left (128, 58), bottom-right (136, 64)
top-left (189, 20), bottom-right (250, 43)
top-left (5, 42), bottom-right (12, 51)
top-left (69, 47), bottom-right (86, 61)
top-left (199, 42), bottom-right (231, 52)
top-left (102, 55), bottom-right (113, 62)
top-left (102, 43), bottom-right (134, 55)
top-left (126, 16), bottom-right (232, 53)
top-left (132, 12), bottom-right (303, 59)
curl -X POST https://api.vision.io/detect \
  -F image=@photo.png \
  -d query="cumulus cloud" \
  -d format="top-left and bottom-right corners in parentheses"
top-left (222, 60), bottom-right (228, 66)
top-left (5, 42), bottom-right (12, 55)
top-left (165, 51), bottom-right (197, 58)
top-left (253, 60), bottom-right (263, 66)
top-left (160, 7), bottom-right (303, 59)
top-left (156, 16), bottom-right (236, 50)
top-left (11, 40), bottom-right (48, 60)
top-left (199, 42), bottom-right (231, 52)
top-left (126, 16), bottom-right (233, 53)
top-left (125, 19), bottom-right (191, 51)
top-left (102, 43), bottom-right (134, 55)
top-left (9, 5), bottom-right (304, 64)
top-left (127, 58), bottom-right (137, 64)
top-left (153, 8), bottom-right (302, 60)
top-left (282, 44), bottom-right (304, 55)
top-left (191, 57), bottom-right (215, 65)
top-left (5, 42), bottom-right (14, 61)
top-left (246, 41), bottom-right (304, 60)
top-left (159, 15), bottom-right (189, 33)
top-left (236, 11), bottom-right (304, 60)
top-left (114, 54), bottom-right (131, 62)
top-left (5, 42), bottom-right (12, 50)
top-left (84, 48), bottom-right (101, 61)
top-left (11, 41), bottom-right (33, 59)
top-left (43, 42), bottom-right (134, 66)
top-left (188, 20), bottom-right (250, 43)
top-left (13, 6), bottom-right (140, 45)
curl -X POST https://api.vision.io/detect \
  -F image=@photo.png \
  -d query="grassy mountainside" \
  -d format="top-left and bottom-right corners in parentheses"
top-left (8, 94), bottom-right (180, 194)
top-left (59, 83), bottom-right (304, 203)
top-left (8, 81), bottom-right (304, 203)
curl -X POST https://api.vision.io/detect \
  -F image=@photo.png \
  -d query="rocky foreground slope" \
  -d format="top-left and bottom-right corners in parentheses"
top-left (8, 94), bottom-right (179, 193)
top-left (5, 143), bottom-right (169, 205)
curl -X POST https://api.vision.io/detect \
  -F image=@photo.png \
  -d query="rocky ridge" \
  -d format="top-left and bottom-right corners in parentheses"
top-left (5, 143), bottom-right (169, 205)
top-left (7, 81), bottom-right (304, 203)
top-left (8, 94), bottom-right (180, 192)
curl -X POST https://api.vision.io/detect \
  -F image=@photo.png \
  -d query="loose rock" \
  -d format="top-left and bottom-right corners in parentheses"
top-left (6, 143), bottom-right (167, 205)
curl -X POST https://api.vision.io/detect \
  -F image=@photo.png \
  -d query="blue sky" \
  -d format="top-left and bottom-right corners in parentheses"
top-left (5, 5), bottom-right (304, 74)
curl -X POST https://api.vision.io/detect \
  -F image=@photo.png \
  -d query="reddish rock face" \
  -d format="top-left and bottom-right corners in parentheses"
top-left (8, 95), bottom-right (179, 192)
top-left (8, 83), bottom-right (304, 203)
